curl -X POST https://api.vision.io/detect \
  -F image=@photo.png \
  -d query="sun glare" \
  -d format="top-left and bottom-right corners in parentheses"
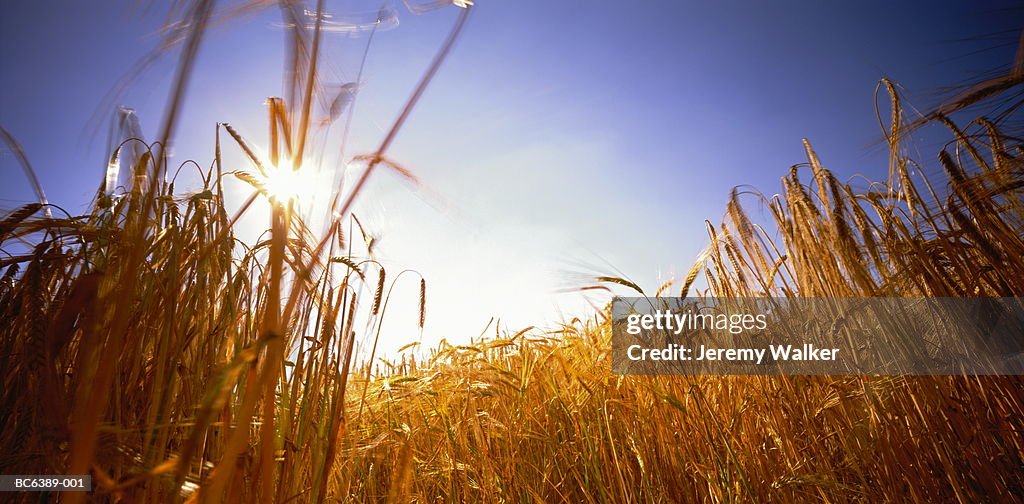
top-left (263, 160), bottom-right (310, 203)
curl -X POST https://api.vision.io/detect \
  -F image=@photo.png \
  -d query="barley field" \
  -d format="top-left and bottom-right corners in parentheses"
top-left (1, 1), bottom-right (1023, 502)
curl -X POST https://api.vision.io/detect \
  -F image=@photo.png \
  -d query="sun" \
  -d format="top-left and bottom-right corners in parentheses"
top-left (262, 159), bottom-right (311, 204)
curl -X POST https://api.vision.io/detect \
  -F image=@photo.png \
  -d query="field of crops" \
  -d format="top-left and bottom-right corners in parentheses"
top-left (1, 2), bottom-right (1023, 502)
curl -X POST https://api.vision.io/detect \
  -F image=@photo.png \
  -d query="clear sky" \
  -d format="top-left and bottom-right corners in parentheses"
top-left (2, 1), bottom-right (1022, 356)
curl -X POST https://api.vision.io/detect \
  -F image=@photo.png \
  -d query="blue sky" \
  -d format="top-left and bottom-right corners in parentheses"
top-left (1, 0), bottom-right (1021, 354)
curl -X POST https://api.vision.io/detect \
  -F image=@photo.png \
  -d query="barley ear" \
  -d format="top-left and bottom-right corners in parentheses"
top-left (418, 278), bottom-right (426, 329)
top-left (372, 268), bottom-right (386, 315)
